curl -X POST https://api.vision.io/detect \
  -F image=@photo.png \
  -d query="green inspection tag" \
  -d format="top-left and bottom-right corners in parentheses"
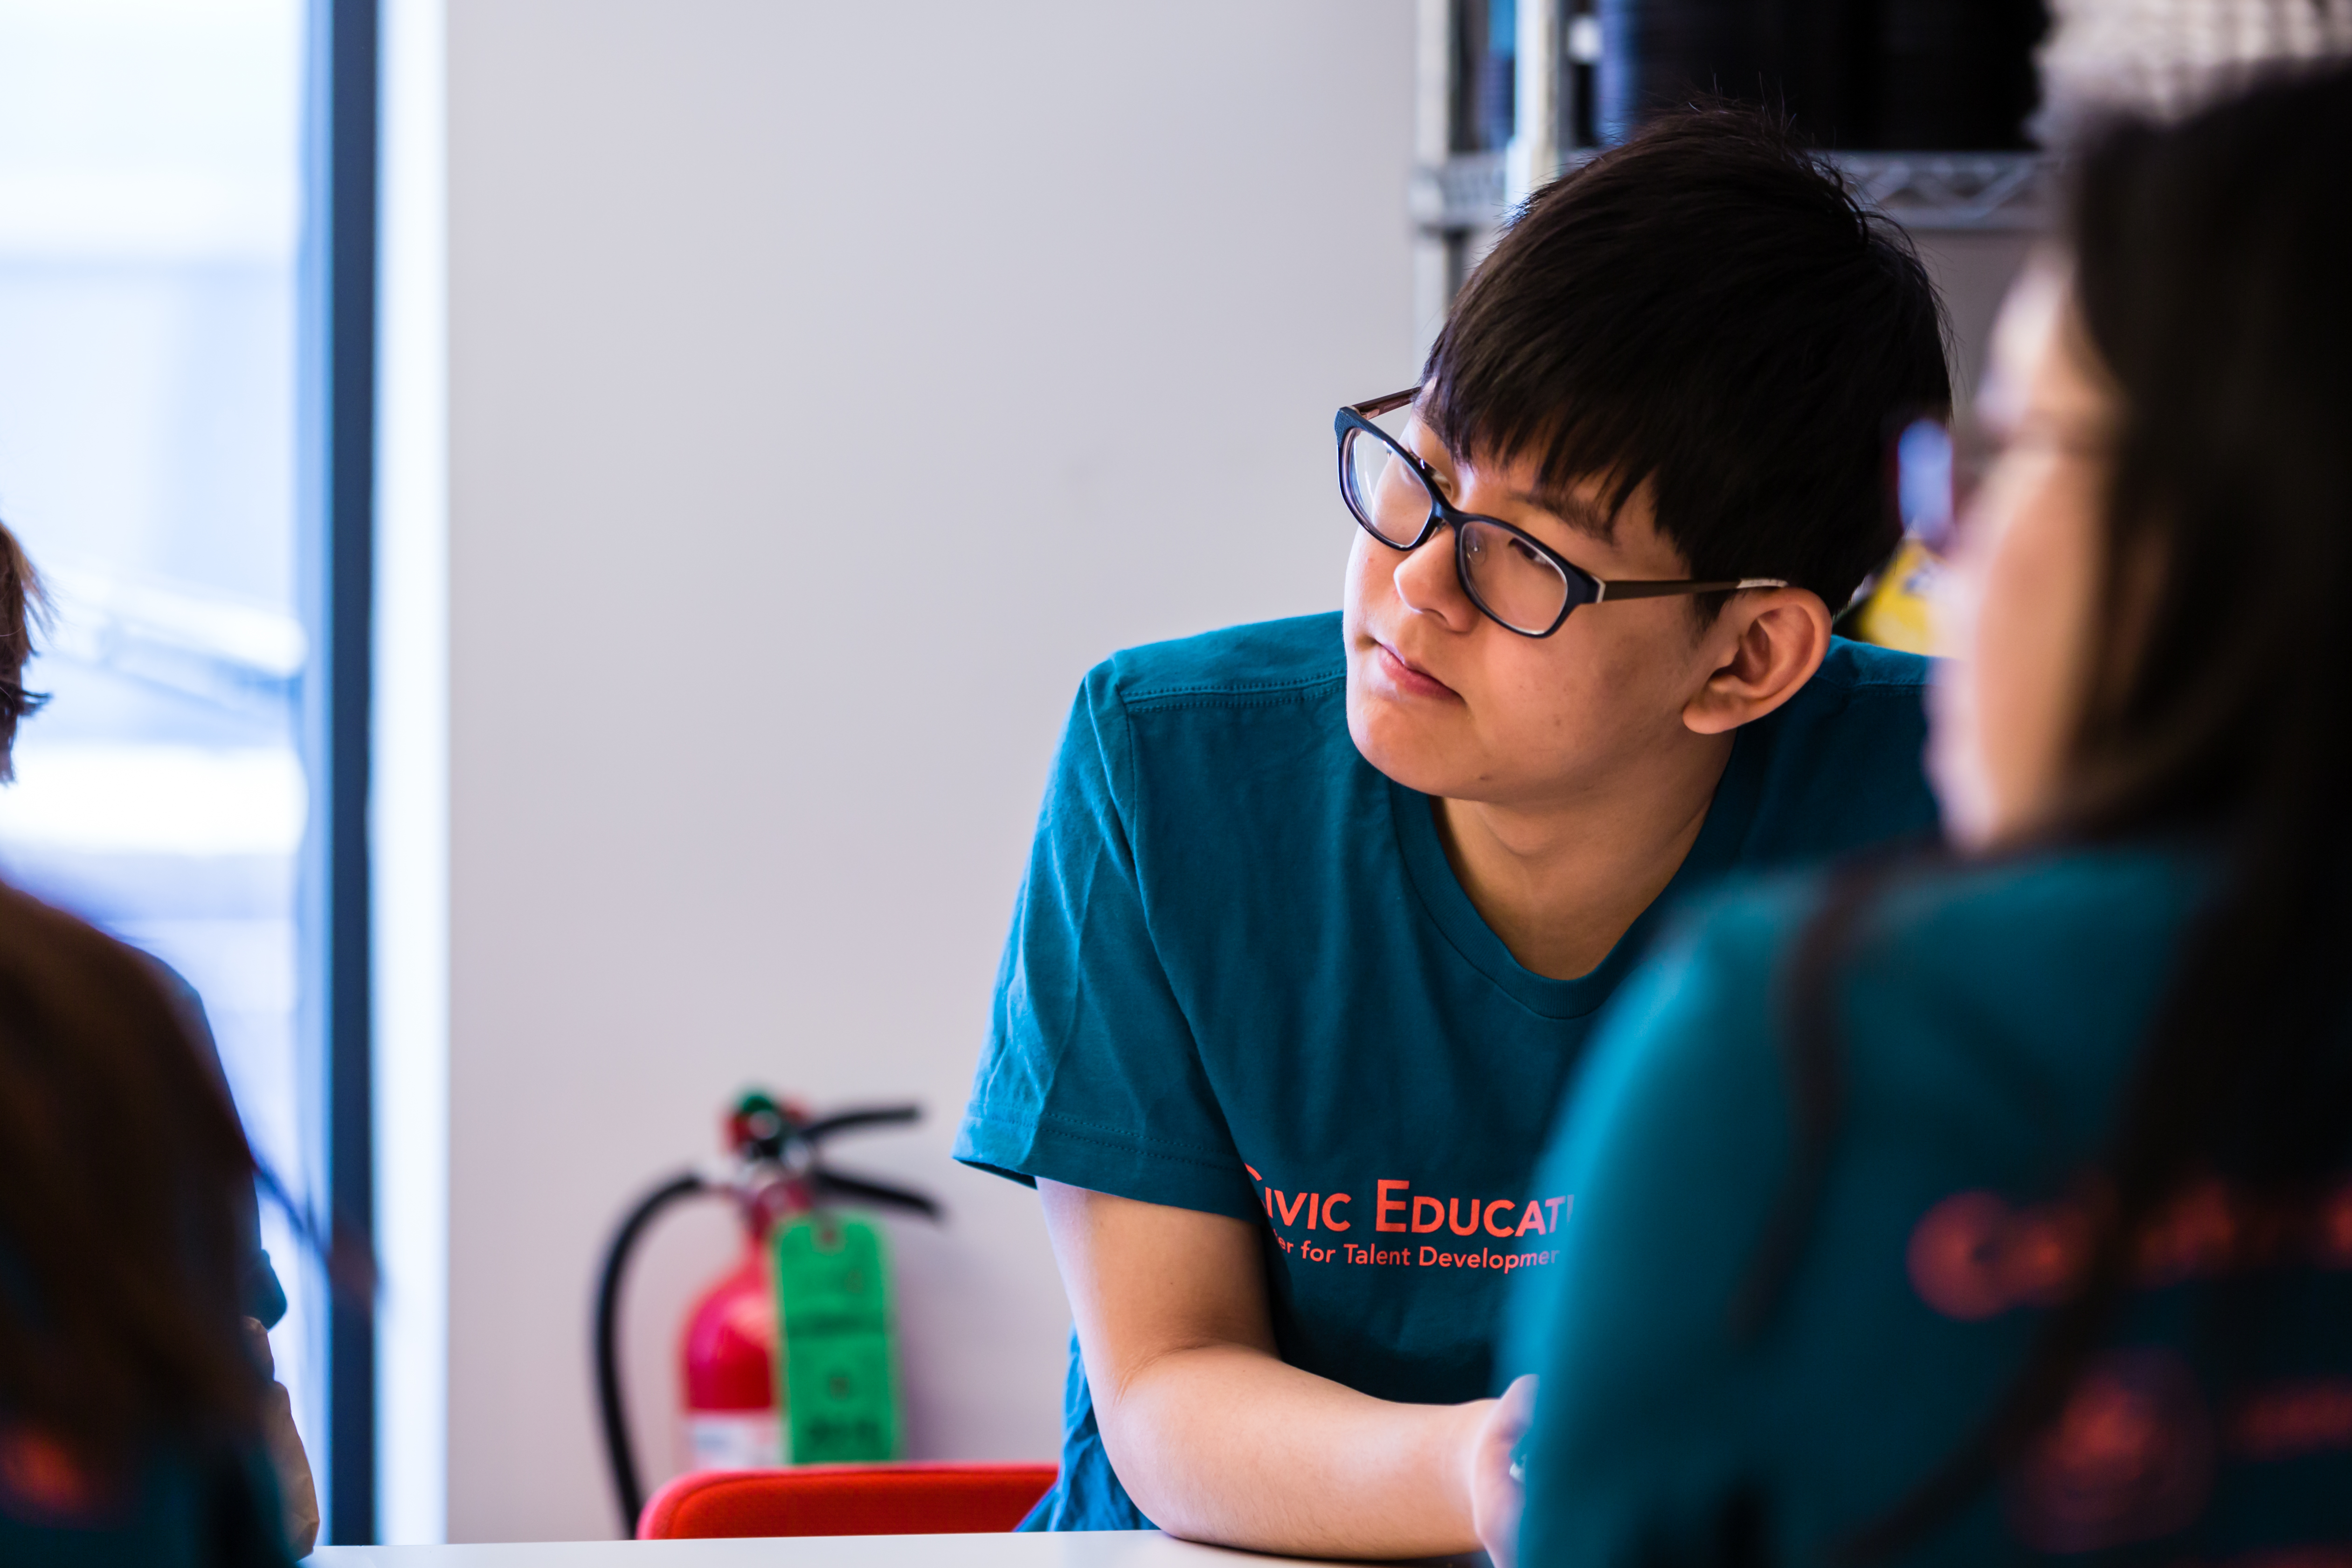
top-left (772, 1211), bottom-right (901, 1464)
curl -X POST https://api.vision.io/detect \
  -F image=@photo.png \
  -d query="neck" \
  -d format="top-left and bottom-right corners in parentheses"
top-left (1432, 732), bottom-right (1735, 981)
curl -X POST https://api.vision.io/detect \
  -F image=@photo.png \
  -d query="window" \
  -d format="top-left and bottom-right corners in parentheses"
top-left (0, 0), bottom-right (339, 1523)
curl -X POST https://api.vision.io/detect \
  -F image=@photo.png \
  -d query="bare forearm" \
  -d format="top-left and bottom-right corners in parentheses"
top-left (1095, 1339), bottom-right (1489, 1557)
top-left (1036, 1180), bottom-right (1501, 1556)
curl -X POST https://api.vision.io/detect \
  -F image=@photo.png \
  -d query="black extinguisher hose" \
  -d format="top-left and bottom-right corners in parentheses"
top-left (594, 1170), bottom-right (710, 1536)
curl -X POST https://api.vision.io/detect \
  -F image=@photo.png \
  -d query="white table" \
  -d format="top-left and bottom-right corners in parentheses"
top-left (310, 1532), bottom-right (1487, 1568)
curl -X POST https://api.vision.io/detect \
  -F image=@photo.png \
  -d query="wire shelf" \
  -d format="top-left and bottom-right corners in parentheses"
top-left (1411, 149), bottom-right (2055, 235)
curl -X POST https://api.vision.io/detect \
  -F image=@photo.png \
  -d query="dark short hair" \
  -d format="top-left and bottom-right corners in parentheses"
top-left (1422, 103), bottom-right (1951, 615)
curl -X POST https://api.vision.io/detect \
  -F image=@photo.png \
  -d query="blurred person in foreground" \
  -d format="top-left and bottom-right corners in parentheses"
top-left (1511, 64), bottom-right (2352, 1565)
top-left (0, 527), bottom-right (317, 1559)
top-left (0, 881), bottom-right (300, 1564)
top-left (958, 104), bottom-right (1951, 1554)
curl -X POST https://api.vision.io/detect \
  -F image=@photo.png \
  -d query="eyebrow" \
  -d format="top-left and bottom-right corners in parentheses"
top-left (1509, 485), bottom-right (1618, 543)
top-left (1423, 431), bottom-right (1621, 542)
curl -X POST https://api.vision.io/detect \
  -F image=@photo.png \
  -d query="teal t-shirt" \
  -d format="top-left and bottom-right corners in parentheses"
top-left (955, 612), bottom-right (1939, 1530)
top-left (0, 1440), bottom-right (291, 1568)
top-left (1513, 846), bottom-right (2352, 1564)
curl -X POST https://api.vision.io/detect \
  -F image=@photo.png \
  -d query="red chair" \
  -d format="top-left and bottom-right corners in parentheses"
top-left (638, 1462), bottom-right (1059, 1540)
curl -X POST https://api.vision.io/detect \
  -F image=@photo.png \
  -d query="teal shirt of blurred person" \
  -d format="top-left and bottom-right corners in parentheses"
top-left (0, 879), bottom-right (297, 1566)
top-left (1510, 65), bottom-right (2352, 1565)
top-left (0, 529), bottom-right (315, 1559)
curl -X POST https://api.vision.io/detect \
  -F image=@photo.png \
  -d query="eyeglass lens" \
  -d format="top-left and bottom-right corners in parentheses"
top-left (1458, 518), bottom-right (1575, 634)
top-left (1897, 419), bottom-right (1958, 553)
top-left (1342, 422), bottom-right (1578, 635)
top-left (1341, 425), bottom-right (1435, 548)
top-left (1899, 417), bottom-right (2020, 555)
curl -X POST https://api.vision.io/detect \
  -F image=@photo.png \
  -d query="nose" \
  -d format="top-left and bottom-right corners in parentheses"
top-left (1392, 523), bottom-right (1476, 629)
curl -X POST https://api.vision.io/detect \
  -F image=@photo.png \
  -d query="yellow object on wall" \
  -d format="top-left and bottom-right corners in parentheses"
top-left (1848, 539), bottom-right (1948, 657)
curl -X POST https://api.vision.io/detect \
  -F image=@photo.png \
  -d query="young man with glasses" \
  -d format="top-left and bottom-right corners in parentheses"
top-left (958, 106), bottom-right (1950, 1557)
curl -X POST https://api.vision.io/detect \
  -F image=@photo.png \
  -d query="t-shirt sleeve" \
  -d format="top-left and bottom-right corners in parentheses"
top-left (1508, 892), bottom-right (1806, 1567)
top-left (954, 663), bottom-right (1258, 1222)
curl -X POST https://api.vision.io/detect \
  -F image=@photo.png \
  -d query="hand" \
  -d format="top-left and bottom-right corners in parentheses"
top-left (245, 1318), bottom-right (320, 1558)
top-left (1465, 1375), bottom-right (1536, 1568)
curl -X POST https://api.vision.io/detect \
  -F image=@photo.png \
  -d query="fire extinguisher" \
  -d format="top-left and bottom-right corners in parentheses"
top-left (593, 1090), bottom-right (941, 1536)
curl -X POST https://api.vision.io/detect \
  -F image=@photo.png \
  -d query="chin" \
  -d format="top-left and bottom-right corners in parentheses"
top-left (1344, 677), bottom-right (1466, 799)
top-left (1926, 663), bottom-right (1999, 851)
top-left (1925, 699), bottom-right (2004, 851)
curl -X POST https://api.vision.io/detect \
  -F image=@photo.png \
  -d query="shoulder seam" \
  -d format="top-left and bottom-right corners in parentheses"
top-left (968, 1104), bottom-right (1252, 1172)
top-left (1121, 670), bottom-right (1345, 711)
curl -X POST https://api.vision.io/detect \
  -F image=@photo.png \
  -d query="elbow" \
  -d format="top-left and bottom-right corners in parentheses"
top-left (1089, 1349), bottom-right (1235, 1543)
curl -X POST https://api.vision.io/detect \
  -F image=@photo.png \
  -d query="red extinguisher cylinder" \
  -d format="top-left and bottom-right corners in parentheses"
top-left (678, 1237), bottom-right (781, 1471)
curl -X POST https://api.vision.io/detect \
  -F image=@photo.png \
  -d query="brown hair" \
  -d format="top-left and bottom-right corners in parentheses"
top-left (0, 517), bottom-right (50, 780)
top-left (0, 882), bottom-right (267, 1471)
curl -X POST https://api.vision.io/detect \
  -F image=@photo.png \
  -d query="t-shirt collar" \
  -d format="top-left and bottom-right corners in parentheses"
top-left (1386, 727), bottom-right (1765, 1022)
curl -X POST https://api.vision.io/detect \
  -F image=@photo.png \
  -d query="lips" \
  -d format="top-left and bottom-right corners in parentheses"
top-left (1371, 638), bottom-right (1459, 700)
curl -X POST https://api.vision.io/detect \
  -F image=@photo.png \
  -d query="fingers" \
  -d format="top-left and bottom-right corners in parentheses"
top-left (258, 1375), bottom-right (320, 1558)
top-left (1475, 1376), bottom-right (1538, 1568)
top-left (242, 1317), bottom-right (276, 1378)
top-left (1497, 1373), bottom-right (1537, 1426)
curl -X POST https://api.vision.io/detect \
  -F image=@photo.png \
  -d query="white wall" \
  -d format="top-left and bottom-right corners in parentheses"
top-left (1911, 231), bottom-right (2035, 411)
top-left (444, 1), bottom-right (1418, 1542)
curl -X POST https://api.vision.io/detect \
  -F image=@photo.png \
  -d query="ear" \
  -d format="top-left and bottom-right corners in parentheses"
top-left (1682, 588), bottom-right (1833, 736)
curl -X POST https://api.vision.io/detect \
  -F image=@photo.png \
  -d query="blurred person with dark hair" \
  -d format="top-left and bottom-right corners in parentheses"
top-left (958, 106), bottom-right (1952, 1553)
top-left (0, 879), bottom-right (299, 1564)
top-left (0, 521), bottom-right (48, 778)
top-left (1511, 63), bottom-right (2352, 1565)
top-left (0, 523), bottom-right (318, 1558)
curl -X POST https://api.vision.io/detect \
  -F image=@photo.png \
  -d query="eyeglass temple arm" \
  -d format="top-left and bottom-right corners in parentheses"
top-left (1591, 577), bottom-right (1788, 603)
top-left (1348, 387), bottom-right (1422, 418)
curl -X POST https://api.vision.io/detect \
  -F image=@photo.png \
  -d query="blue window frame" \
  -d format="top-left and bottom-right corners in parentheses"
top-left (309, 0), bottom-right (378, 1543)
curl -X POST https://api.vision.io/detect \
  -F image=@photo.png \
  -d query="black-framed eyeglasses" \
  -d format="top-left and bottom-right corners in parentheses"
top-left (1336, 388), bottom-right (1787, 638)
